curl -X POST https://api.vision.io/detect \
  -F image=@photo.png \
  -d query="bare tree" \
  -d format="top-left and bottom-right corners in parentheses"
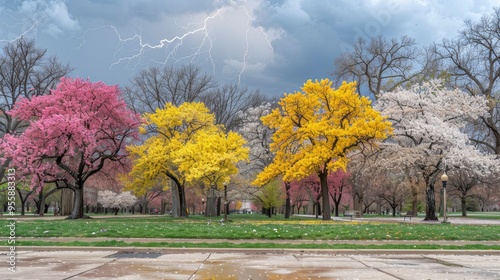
top-left (332, 35), bottom-right (422, 99)
top-left (447, 169), bottom-right (482, 217)
top-left (434, 7), bottom-right (500, 154)
top-left (0, 38), bottom-right (72, 209)
top-left (474, 175), bottom-right (500, 211)
top-left (373, 170), bottom-right (411, 217)
top-left (124, 64), bottom-right (216, 113)
top-left (0, 38), bottom-right (72, 137)
top-left (346, 146), bottom-right (385, 215)
top-left (202, 84), bottom-right (269, 131)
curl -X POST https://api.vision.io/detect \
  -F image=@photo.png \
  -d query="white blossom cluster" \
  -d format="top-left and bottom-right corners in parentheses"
top-left (97, 190), bottom-right (137, 208)
top-left (375, 80), bottom-right (499, 176)
top-left (236, 102), bottom-right (274, 177)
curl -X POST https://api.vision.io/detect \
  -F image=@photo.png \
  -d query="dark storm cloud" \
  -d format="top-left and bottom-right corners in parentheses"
top-left (1, 0), bottom-right (498, 98)
top-left (250, 0), bottom-right (498, 95)
top-left (66, 0), bottom-right (219, 25)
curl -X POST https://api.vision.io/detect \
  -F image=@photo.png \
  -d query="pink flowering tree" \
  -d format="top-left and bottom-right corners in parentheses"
top-left (328, 169), bottom-right (352, 217)
top-left (1, 77), bottom-right (141, 219)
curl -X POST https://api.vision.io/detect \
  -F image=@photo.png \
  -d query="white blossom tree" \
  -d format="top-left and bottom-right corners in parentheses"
top-left (236, 102), bottom-right (275, 177)
top-left (235, 102), bottom-right (283, 215)
top-left (375, 80), bottom-right (500, 221)
top-left (97, 190), bottom-right (137, 215)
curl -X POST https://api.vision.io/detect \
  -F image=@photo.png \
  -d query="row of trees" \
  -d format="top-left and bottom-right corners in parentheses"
top-left (329, 7), bottom-right (500, 220)
top-left (0, 38), bottom-right (269, 219)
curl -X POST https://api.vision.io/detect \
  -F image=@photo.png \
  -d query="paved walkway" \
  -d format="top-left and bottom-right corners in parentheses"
top-left (2, 249), bottom-right (500, 279)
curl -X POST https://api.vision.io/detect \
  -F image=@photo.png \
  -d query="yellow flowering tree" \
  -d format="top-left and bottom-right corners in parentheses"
top-left (254, 79), bottom-right (392, 220)
top-left (124, 102), bottom-right (248, 217)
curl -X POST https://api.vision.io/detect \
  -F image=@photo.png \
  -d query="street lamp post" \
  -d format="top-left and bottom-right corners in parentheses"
top-left (201, 198), bottom-right (205, 216)
top-left (441, 172), bottom-right (448, 223)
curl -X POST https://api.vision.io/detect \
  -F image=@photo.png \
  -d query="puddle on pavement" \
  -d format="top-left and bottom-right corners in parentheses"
top-left (106, 252), bottom-right (162, 259)
top-left (78, 259), bottom-right (332, 279)
top-left (196, 260), bottom-right (331, 280)
top-left (50, 263), bottom-right (81, 272)
top-left (77, 262), bottom-right (195, 279)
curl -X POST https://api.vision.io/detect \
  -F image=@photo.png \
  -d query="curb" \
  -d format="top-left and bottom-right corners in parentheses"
top-left (5, 246), bottom-right (500, 256)
top-left (6, 237), bottom-right (500, 246)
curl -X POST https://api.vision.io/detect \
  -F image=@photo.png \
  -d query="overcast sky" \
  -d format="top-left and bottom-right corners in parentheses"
top-left (0, 0), bottom-right (497, 97)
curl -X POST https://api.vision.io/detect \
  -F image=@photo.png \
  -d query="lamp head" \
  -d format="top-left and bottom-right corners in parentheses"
top-left (441, 172), bottom-right (448, 182)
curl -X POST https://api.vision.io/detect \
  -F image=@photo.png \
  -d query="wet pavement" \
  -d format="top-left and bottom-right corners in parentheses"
top-left (1, 249), bottom-right (500, 280)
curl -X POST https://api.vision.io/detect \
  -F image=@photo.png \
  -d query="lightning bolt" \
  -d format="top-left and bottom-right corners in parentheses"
top-left (112, 7), bottom-right (222, 71)
top-left (259, 26), bottom-right (274, 54)
top-left (238, 4), bottom-right (251, 85)
top-left (79, 0), bottom-right (274, 87)
top-left (0, 11), bottom-right (45, 43)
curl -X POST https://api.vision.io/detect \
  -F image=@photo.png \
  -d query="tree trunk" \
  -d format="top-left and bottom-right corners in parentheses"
top-left (223, 185), bottom-right (229, 221)
top-left (216, 197), bottom-right (221, 216)
top-left (179, 183), bottom-right (188, 217)
top-left (61, 188), bottom-right (73, 216)
top-left (334, 201), bottom-right (340, 217)
top-left (330, 190), bottom-right (342, 217)
top-left (160, 197), bottom-right (165, 215)
top-left (284, 182), bottom-right (291, 219)
top-left (67, 187), bottom-right (85, 219)
top-left (37, 192), bottom-right (46, 216)
top-left (17, 190), bottom-right (24, 216)
top-left (353, 191), bottom-right (362, 212)
top-left (206, 191), bottom-right (218, 217)
top-left (315, 202), bottom-right (321, 219)
top-left (319, 171), bottom-right (331, 220)
top-left (408, 171), bottom-right (419, 216)
top-left (461, 196), bottom-right (467, 217)
top-left (16, 189), bottom-right (34, 216)
top-left (171, 185), bottom-right (180, 217)
top-left (424, 185), bottom-right (438, 221)
top-left (412, 187), bottom-right (419, 216)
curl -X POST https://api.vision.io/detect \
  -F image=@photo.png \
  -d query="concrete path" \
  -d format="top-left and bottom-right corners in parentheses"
top-left (1, 249), bottom-right (500, 279)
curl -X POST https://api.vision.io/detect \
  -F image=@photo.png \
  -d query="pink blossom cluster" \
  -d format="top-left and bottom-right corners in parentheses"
top-left (0, 77), bottom-right (141, 192)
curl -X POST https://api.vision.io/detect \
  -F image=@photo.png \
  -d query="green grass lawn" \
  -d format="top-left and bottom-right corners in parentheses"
top-left (360, 211), bottom-right (500, 220)
top-left (2, 214), bottom-right (499, 250)
top-left (2, 214), bottom-right (499, 240)
top-left (447, 211), bottom-right (500, 220)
